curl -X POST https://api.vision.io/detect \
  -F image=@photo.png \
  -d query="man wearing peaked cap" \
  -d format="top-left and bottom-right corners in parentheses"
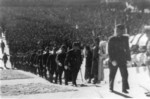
top-left (64, 42), bottom-right (83, 87)
top-left (108, 24), bottom-right (131, 93)
top-left (116, 24), bottom-right (125, 30)
top-left (55, 45), bottom-right (67, 85)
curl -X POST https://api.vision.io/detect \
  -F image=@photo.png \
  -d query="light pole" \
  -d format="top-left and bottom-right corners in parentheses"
top-left (124, 8), bottom-right (131, 34)
top-left (75, 24), bottom-right (79, 41)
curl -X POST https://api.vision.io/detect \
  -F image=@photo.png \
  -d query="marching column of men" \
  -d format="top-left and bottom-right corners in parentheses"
top-left (11, 42), bottom-right (83, 87)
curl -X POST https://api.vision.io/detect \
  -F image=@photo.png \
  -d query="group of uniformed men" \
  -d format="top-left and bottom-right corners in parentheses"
top-left (12, 42), bottom-right (82, 86)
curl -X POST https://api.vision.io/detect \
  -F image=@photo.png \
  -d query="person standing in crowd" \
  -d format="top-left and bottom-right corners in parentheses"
top-left (26, 52), bottom-right (31, 72)
top-left (2, 53), bottom-right (9, 69)
top-left (91, 38), bottom-right (100, 84)
top-left (64, 42), bottom-right (83, 87)
top-left (55, 45), bottom-right (67, 85)
top-left (84, 45), bottom-right (93, 83)
top-left (144, 25), bottom-right (150, 97)
top-left (37, 50), bottom-right (44, 77)
top-left (108, 24), bottom-right (131, 93)
top-left (29, 50), bottom-right (37, 74)
top-left (1, 40), bottom-right (5, 54)
top-left (98, 40), bottom-right (108, 83)
top-left (9, 53), bottom-right (15, 69)
top-left (47, 47), bottom-right (57, 83)
top-left (42, 47), bottom-right (50, 79)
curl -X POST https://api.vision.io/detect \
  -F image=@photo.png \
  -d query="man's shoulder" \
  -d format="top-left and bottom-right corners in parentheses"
top-left (58, 53), bottom-right (66, 58)
top-left (121, 35), bottom-right (129, 40)
top-left (57, 52), bottom-right (63, 56)
top-left (68, 49), bottom-right (74, 53)
top-left (108, 36), bottom-right (116, 41)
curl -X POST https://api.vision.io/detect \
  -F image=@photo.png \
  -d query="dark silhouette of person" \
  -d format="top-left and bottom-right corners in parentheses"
top-left (64, 42), bottom-right (83, 87)
top-left (108, 24), bottom-right (131, 93)
top-left (84, 45), bottom-right (93, 83)
top-left (1, 40), bottom-right (5, 54)
top-left (55, 45), bottom-right (67, 85)
top-left (2, 53), bottom-right (8, 69)
top-left (47, 47), bottom-right (57, 83)
top-left (42, 47), bottom-right (50, 79)
top-left (37, 50), bottom-right (44, 77)
top-left (91, 38), bottom-right (99, 84)
top-left (29, 50), bottom-right (37, 74)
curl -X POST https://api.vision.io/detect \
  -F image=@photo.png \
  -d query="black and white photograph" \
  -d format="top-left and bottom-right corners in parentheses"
top-left (0, 0), bottom-right (150, 99)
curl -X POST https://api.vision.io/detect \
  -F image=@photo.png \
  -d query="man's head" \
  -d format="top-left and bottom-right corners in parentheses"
top-left (116, 24), bottom-right (125, 36)
top-left (52, 47), bottom-right (57, 54)
top-left (61, 45), bottom-right (66, 53)
top-left (72, 42), bottom-right (80, 50)
top-left (45, 47), bottom-right (49, 53)
top-left (94, 37), bottom-right (100, 46)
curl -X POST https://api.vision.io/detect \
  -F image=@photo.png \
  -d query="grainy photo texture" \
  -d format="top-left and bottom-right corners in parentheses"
top-left (0, 0), bottom-right (150, 99)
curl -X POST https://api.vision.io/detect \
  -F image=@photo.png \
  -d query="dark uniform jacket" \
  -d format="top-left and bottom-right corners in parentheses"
top-left (42, 52), bottom-right (49, 66)
top-left (3, 54), bottom-right (8, 63)
top-left (37, 54), bottom-right (43, 66)
top-left (91, 45), bottom-right (99, 75)
top-left (47, 54), bottom-right (57, 70)
top-left (30, 53), bottom-right (36, 64)
top-left (64, 49), bottom-right (82, 70)
top-left (56, 52), bottom-right (66, 68)
top-left (108, 35), bottom-right (131, 63)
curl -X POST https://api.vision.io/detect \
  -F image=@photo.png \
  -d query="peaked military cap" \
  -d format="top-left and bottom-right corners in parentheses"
top-left (73, 42), bottom-right (80, 47)
top-left (116, 24), bottom-right (125, 30)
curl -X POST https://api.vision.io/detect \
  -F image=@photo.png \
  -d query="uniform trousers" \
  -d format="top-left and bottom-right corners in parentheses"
top-left (55, 67), bottom-right (64, 84)
top-left (109, 61), bottom-right (129, 91)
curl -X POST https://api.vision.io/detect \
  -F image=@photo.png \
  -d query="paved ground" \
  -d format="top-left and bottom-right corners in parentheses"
top-left (0, 70), bottom-right (33, 80)
top-left (0, 67), bottom-right (150, 99)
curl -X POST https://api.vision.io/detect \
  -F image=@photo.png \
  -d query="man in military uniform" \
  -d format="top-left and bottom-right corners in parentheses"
top-left (91, 37), bottom-right (99, 84)
top-left (29, 50), bottom-right (37, 74)
top-left (2, 53), bottom-right (9, 69)
top-left (9, 53), bottom-right (15, 69)
top-left (64, 42), bottom-right (83, 87)
top-left (55, 45), bottom-right (67, 85)
top-left (47, 47), bottom-right (57, 83)
top-left (42, 47), bottom-right (50, 79)
top-left (108, 24), bottom-right (131, 93)
top-left (36, 50), bottom-right (44, 77)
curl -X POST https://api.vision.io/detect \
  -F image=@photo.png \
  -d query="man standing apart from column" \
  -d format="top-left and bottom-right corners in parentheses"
top-left (108, 24), bottom-right (131, 93)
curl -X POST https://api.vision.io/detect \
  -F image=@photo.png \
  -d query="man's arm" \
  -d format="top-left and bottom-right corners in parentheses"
top-left (55, 54), bottom-right (62, 66)
top-left (64, 51), bottom-right (71, 69)
top-left (125, 37), bottom-right (131, 61)
top-left (108, 37), bottom-right (116, 61)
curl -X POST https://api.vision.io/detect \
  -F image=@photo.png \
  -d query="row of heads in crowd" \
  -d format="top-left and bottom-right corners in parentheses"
top-left (32, 41), bottom-right (82, 55)
top-left (2, 24), bottom-right (150, 55)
